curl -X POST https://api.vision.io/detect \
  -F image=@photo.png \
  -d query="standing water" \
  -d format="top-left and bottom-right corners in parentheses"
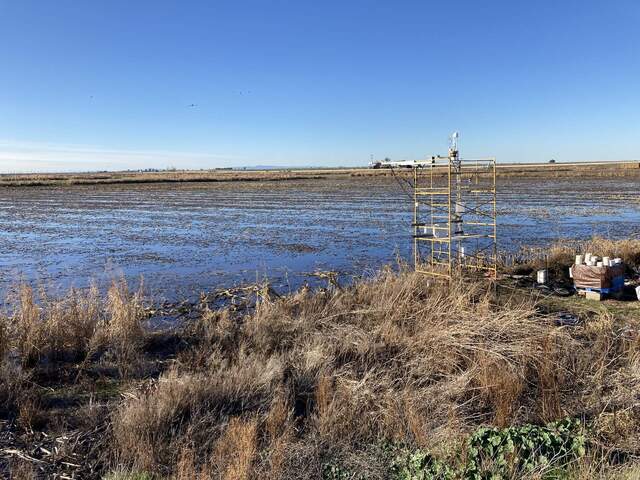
top-left (0, 176), bottom-right (638, 301)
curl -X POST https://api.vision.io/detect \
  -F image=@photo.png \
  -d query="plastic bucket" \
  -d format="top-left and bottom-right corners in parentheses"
top-left (537, 269), bottom-right (548, 284)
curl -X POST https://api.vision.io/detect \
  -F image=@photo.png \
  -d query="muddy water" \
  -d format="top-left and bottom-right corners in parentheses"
top-left (0, 176), bottom-right (638, 300)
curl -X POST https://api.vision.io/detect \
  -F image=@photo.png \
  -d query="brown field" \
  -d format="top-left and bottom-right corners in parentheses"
top-left (1, 238), bottom-right (640, 479)
top-left (1, 161), bottom-right (639, 187)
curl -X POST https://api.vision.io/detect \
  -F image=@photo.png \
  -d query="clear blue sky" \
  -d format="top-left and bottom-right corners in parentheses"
top-left (1, 1), bottom-right (638, 172)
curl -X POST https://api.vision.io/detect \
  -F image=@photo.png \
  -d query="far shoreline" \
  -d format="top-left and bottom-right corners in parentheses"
top-left (1, 160), bottom-right (639, 187)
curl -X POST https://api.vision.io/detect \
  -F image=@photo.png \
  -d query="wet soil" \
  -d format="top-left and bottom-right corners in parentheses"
top-left (0, 176), bottom-right (638, 300)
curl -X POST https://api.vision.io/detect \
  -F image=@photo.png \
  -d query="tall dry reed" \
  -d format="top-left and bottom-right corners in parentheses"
top-left (1, 278), bottom-right (145, 370)
top-left (112, 269), bottom-right (586, 477)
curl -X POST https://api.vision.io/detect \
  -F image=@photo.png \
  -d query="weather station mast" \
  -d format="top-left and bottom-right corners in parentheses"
top-left (411, 132), bottom-right (497, 279)
top-left (370, 132), bottom-right (497, 279)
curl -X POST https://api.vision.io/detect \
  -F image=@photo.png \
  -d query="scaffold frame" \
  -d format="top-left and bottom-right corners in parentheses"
top-left (412, 148), bottom-right (497, 280)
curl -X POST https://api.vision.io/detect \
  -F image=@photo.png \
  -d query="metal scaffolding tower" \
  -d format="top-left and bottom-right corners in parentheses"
top-left (412, 134), bottom-right (497, 279)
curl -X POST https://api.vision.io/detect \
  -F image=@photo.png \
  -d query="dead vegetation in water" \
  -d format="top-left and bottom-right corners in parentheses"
top-left (1, 257), bottom-right (640, 478)
top-left (0, 170), bottom-right (328, 187)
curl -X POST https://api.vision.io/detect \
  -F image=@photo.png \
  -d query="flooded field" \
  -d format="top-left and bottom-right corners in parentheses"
top-left (0, 176), bottom-right (638, 301)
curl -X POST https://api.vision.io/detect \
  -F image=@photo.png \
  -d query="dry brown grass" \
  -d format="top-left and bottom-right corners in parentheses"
top-left (511, 236), bottom-right (640, 282)
top-left (2, 244), bottom-right (640, 477)
top-left (171, 415), bottom-right (259, 480)
top-left (0, 278), bottom-right (146, 425)
top-left (0, 364), bottom-right (29, 420)
top-left (100, 278), bottom-right (146, 373)
top-left (580, 237), bottom-right (640, 267)
top-left (1, 279), bottom-right (144, 369)
top-left (112, 353), bottom-right (282, 471)
top-left (102, 265), bottom-right (640, 476)
top-left (561, 458), bottom-right (640, 480)
top-left (112, 268), bottom-right (631, 477)
top-left (530, 236), bottom-right (640, 271)
top-left (211, 416), bottom-right (259, 480)
top-left (12, 284), bottom-right (42, 367)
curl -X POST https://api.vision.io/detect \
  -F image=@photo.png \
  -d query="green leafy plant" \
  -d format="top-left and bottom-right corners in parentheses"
top-left (324, 420), bottom-right (586, 480)
top-left (391, 448), bottom-right (455, 480)
top-left (464, 418), bottom-right (586, 479)
top-left (322, 462), bottom-right (366, 480)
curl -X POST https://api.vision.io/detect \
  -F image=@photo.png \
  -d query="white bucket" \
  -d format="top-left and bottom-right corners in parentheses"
top-left (602, 256), bottom-right (610, 266)
top-left (585, 253), bottom-right (592, 263)
top-left (537, 269), bottom-right (548, 284)
top-left (575, 255), bottom-right (583, 265)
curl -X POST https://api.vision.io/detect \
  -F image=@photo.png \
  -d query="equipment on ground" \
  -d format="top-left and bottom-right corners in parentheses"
top-left (572, 254), bottom-right (625, 300)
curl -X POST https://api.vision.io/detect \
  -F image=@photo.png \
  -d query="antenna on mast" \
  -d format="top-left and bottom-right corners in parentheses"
top-left (449, 131), bottom-right (459, 154)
